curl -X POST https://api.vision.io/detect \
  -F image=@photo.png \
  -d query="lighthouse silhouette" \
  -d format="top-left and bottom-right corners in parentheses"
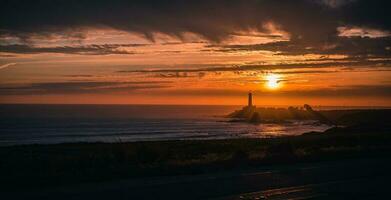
top-left (248, 92), bottom-right (253, 107)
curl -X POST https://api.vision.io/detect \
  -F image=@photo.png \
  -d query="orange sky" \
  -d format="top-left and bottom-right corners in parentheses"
top-left (1, 28), bottom-right (391, 106)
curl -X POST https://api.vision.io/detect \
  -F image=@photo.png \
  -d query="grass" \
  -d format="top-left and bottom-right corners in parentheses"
top-left (1, 125), bottom-right (391, 190)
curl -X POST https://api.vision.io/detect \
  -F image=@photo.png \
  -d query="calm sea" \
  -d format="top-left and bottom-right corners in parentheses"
top-left (0, 104), bottom-right (351, 146)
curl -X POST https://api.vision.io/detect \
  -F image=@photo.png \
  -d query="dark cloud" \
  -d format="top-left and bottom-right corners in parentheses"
top-left (62, 75), bottom-right (94, 78)
top-left (343, 0), bottom-right (391, 31)
top-left (0, 44), bottom-right (146, 55)
top-left (0, 0), bottom-right (390, 62)
top-left (0, 0), bottom-right (390, 43)
top-left (118, 58), bottom-right (391, 74)
top-left (0, 0), bottom-right (314, 42)
top-left (141, 69), bottom-right (337, 80)
top-left (274, 70), bottom-right (336, 75)
top-left (0, 81), bottom-right (171, 95)
top-left (215, 36), bottom-right (391, 57)
top-left (156, 72), bottom-right (195, 78)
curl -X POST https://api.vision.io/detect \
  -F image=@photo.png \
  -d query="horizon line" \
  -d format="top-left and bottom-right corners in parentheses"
top-left (0, 102), bottom-right (390, 108)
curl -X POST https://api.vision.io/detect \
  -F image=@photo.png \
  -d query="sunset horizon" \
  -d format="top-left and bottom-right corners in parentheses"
top-left (1, 0), bottom-right (390, 106)
top-left (1, 1), bottom-right (391, 199)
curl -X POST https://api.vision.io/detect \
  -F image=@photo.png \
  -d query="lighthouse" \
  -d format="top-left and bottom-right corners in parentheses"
top-left (246, 91), bottom-right (255, 111)
top-left (248, 92), bottom-right (253, 107)
top-left (228, 92), bottom-right (259, 122)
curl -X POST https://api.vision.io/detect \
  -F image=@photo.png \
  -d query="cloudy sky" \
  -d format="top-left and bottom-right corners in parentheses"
top-left (0, 0), bottom-right (390, 105)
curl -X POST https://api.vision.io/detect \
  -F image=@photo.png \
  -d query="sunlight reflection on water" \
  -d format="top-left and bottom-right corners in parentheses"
top-left (253, 121), bottom-right (331, 138)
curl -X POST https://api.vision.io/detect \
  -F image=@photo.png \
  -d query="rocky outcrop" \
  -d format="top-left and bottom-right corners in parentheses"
top-left (227, 104), bottom-right (333, 124)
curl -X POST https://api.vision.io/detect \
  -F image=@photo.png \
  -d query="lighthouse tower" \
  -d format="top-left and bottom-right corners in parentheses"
top-left (248, 92), bottom-right (253, 107)
top-left (245, 91), bottom-right (256, 112)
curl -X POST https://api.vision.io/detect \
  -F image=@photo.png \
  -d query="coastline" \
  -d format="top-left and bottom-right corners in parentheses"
top-left (1, 107), bottom-right (390, 199)
top-left (1, 125), bottom-right (390, 190)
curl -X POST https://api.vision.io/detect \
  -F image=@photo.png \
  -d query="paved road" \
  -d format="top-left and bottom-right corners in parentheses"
top-left (4, 157), bottom-right (391, 200)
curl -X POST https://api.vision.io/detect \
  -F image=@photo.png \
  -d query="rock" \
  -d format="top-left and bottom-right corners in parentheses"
top-left (249, 112), bottom-right (261, 124)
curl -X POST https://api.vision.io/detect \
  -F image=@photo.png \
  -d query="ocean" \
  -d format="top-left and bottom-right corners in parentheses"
top-left (0, 104), bottom-right (337, 146)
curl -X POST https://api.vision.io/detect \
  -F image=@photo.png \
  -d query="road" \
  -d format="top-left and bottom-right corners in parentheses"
top-left (4, 157), bottom-right (391, 200)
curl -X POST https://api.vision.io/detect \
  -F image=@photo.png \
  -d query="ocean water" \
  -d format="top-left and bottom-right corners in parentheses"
top-left (0, 104), bottom-right (333, 146)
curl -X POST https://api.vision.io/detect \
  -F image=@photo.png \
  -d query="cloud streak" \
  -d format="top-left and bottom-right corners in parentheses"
top-left (0, 44), bottom-right (145, 55)
top-left (118, 59), bottom-right (391, 75)
top-left (0, 62), bottom-right (17, 70)
top-left (0, 81), bottom-right (171, 95)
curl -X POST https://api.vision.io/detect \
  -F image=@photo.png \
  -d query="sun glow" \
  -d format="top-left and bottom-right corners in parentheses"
top-left (265, 74), bottom-right (281, 90)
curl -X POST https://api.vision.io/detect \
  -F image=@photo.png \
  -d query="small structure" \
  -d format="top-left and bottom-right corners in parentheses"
top-left (246, 92), bottom-right (260, 123)
top-left (226, 92), bottom-right (260, 123)
top-left (245, 92), bottom-right (256, 111)
top-left (248, 92), bottom-right (253, 107)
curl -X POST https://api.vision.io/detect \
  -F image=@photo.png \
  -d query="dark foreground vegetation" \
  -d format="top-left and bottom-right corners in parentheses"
top-left (0, 109), bottom-right (390, 191)
top-left (1, 129), bottom-right (390, 190)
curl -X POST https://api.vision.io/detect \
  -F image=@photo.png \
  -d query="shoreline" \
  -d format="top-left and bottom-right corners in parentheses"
top-left (1, 125), bottom-right (390, 190)
top-left (1, 107), bottom-right (390, 194)
top-left (0, 125), bottom-right (332, 147)
top-left (0, 128), bottom-right (330, 147)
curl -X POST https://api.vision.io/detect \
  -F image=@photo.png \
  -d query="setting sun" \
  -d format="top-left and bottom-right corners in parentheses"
top-left (265, 74), bottom-right (281, 90)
